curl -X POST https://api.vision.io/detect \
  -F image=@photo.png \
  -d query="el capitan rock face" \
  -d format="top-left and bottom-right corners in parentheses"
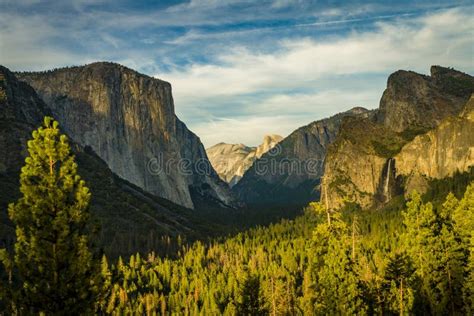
top-left (233, 107), bottom-right (371, 207)
top-left (206, 134), bottom-right (283, 187)
top-left (17, 62), bottom-right (235, 209)
top-left (322, 66), bottom-right (474, 210)
top-left (0, 65), bottom-right (223, 256)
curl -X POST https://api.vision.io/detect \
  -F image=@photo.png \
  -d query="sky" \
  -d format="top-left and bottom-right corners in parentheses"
top-left (0, 0), bottom-right (473, 147)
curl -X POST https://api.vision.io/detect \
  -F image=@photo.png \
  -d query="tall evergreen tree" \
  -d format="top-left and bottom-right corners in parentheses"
top-left (452, 184), bottom-right (474, 312)
top-left (236, 273), bottom-right (268, 316)
top-left (382, 252), bottom-right (416, 315)
top-left (402, 190), bottom-right (469, 314)
top-left (1, 117), bottom-right (99, 314)
top-left (309, 202), bottom-right (367, 315)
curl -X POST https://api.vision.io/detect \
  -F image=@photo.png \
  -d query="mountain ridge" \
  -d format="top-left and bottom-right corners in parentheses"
top-left (16, 62), bottom-right (236, 209)
top-left (233, 106), bottom-right (372, 207)
top-left (0, 65), bottom-right (226, 257)
top-left (322, 66), bottom-right (474, 210)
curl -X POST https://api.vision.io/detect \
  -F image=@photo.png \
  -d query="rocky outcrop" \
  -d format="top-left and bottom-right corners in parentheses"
top-left (377, 66), bottom-right (474, 133)
top-left (207, 143), bottom-right (255, 186)
top-left (394, 96), bottom-right (474, 195)
top-left (206, 134), bottom-right (282, 187)
top-left (321, 117), bottom-right (404, 210)
top-left (0, 65), bottom-right (222, 257)
top-left (233, 107), bottom-right (371, 206)
top-left (17, 62), bottom-right (235, 209)
top-left (322, 66), bottom-right (474, 210)
top-left (255, 134), bottom-right (284, 158)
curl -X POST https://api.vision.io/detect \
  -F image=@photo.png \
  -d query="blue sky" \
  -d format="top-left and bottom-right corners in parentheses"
top-left (0, 0), bottom-right (473, 146)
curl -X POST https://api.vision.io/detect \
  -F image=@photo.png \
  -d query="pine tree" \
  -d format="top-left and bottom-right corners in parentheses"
top-left (382, 252), bottom-right (416, 315)
top-left (2, 117), bottom-right (99, 314)
top-left (402, 191), bottom-right (436, 312)
top-left (309, 202), bottom-right (366, 315)
top-left (236, 273), bottom-right (268, 315)
top-left (452, 183), bottom-right (474, 312)
top-left (99, 254), bottom-right (113, 311)
top-left (402, 190), bottom-right (470, 314)
top-left (465, 236), bottom-right (474, 314)
top-left (316, 232), bottom-right (366, 315)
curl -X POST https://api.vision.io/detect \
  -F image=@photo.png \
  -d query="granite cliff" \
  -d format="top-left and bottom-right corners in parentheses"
top-left (395, 96), bottom-right (474, 195)
top-left (206, 134), bottom-right (283, 187)
top-left (322, 66), bottom-right (474, 210)
top-left (17, 62), bottom-right (235, 209)
top-left (233, 107), bottom-right (371, 206)
top-left (1, 65), bottom-right (224, 256)
top-left (377, 66), bottom-right (474, 133)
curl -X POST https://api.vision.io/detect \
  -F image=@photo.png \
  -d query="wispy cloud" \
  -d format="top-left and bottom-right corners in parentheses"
top-left (0, 1), bottom-right (472, 146)
top-left (165, 9), bottom-right (473, 100)
top-left (162, 8), bottom-right (473, 145)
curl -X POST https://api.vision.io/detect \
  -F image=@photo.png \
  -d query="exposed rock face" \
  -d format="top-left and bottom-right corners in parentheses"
top-left (17, 62), bottom-right (235, 209)
top-left (321, 117), bottom-right (403, 210)
top-left (322, 66), bottom-right (474, 210)
top-left (395, 96), bottom-right (474, 195)
top-left (206, 134), bottom-right (282, 187)
top-left (255, 134), bottom-right (283, 158)
top-left (0, 65), bottom-right (222, 257)
top-left (233, 108), bottom-right (371, 206)
top-left (207, 143), bottom-right (255, 186)
top-left (377, 66), bottom-right (474, 133)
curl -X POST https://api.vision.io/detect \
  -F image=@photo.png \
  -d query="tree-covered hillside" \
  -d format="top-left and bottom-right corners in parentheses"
top-left (1, 116), bottom-right (473, 315)
top-left (96, 181), bottom-right (473, 315)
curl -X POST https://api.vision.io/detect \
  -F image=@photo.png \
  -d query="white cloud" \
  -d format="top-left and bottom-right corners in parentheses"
top-left (255, 90), bottom-right (380, 115)
top-left (0, 5), bottom-right (472, 146)
top-left (271, 0), bottom-right (304, 9)
top-left (161, 9), bottom-right (473, 145)
top-left (185, 88), bottom-right (382, 147)
top-left (163, 9), bottom-right (473, 104)
top-left (195, 115), bottom-right (305, 148)
top-left (0, 13), bottom-right (91, 70)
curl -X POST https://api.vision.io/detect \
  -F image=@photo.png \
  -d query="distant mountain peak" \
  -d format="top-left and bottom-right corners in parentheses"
top-left (206, 134), bottom-right (282, 187)
top-left (347, 106), bottom-right (369, 114)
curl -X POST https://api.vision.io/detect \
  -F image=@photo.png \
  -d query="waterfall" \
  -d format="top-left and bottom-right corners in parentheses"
top-left (384, 158), bottom-right (392, 201)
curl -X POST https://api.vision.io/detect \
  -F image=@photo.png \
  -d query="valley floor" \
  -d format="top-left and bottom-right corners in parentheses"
top-left (97, 174), bottom-right (474, 315)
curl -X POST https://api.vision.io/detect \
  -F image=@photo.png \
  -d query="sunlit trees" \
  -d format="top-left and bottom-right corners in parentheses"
top-left (402, 189), bottom-right (472, 314)
top-left (382, 251), bottom-right (416, 315)
top-left (307, 202), bottom-right (367, 314)
top-left (0, 117), bottom-right (99, 314)
top-left (236, 273), bottom-right (267, 315)
top-left (0, 123), bottom-right (472, 315)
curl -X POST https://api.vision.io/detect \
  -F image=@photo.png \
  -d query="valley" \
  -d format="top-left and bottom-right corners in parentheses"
top-left (0, 61), bottom-right (473, 314)
top-left (2, 1), bottom-right (474, 314)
